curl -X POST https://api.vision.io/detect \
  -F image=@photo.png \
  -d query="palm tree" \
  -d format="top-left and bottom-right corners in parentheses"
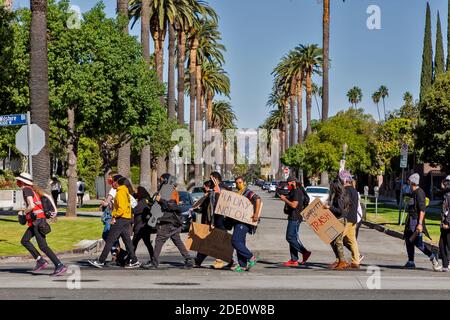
top-left (116, 0), bottom-right (131, 179)
top-left (322, 0), bottom-right (346, 121)
top-left (372, 91), bottom-right (382, 122)
top-left (267, 85), bottom-right (289, 154)
top-left (378, 85), bottom-right (389, 121)
top-left (347, 86), bottom-right (363, 108)
top-left (298, 44), bottom-right (323, 137)
top-left (311, 83), bottom-right (322, 119)
top-left (30, 0), bottom-right (51, 190)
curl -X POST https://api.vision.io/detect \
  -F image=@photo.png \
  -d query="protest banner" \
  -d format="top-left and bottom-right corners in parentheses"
top-left (185, 222), bottom-right (234, 262)
top-left (300, 198), bottom-right (345, 244)
top-left (215, 189), bottom-right (261, 226)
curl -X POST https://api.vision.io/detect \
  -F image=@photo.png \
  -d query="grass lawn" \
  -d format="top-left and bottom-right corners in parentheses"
top-left (0, 216), bottom-right (103, 256)
top-left (58, 204), bottom-right (102, 213)
top-left (365, 201), bottom-right (441, 245)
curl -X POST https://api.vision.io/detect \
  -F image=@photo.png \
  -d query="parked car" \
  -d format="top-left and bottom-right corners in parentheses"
top-left (223, 180), bottom-right (236, 191)
top-left (275, 181), bottom-right (289, 197)
top-left (178, 191), bottom-right (196, 232)
top-left (190, 186), bottom-right (205, 204)
top-left (262, 182), bottom-right (271, 191)
top-left (305, 186), bottom-right (329, 204)
top-left (268, 182), bottom-right (277, 193)
top-left (255, 179), bottom-right (265, 187)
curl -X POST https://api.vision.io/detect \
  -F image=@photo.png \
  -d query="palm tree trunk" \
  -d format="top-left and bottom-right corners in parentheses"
top-left (306, 73), bottom-right (313, 136)
top-left (116, 0), bottom-right (131, 179)
top-left (194, 64), bottom-right (203, 184)
top-left (296, 75), bottom-right (304, 144)
top-left (376, 102), bottom-right (381, 122)
top-left (189, 38), bottom-right (198, 134)
top-left (139, 0), bottom-right (151, 191)
top-left (289, 78), bottom-right (296, 147)
top-left (284, 104), bottom-right (289, 152)
top-left (382, 98), bottom-right (387, 121)
top-left (66, 106), bottom-right (78, 217)
top-left (30, 0), bottom-right (50, 189)
top-left (177, 30), bottom-right (186, 125)
top-left (322, 0), bottom-right (330, 121)
top-left (167, 23), bottom-right (176, 120)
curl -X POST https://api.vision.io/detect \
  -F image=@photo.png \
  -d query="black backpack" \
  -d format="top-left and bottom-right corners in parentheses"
top-left (299, 187), bottom-right (310, 209)
top-left (41, 195), bottom-right (56, 219)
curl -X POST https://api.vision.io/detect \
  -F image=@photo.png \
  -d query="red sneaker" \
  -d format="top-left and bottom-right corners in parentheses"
top-left (283, 260), bottom-right (299, 267)
top-left (301, 251), bottom-right (312, 265)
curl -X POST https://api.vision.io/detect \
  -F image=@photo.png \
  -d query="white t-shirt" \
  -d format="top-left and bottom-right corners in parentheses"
top-left (108, 188), bottom-right (117, 199)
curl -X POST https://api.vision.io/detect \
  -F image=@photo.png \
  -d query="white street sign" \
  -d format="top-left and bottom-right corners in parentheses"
top-left (15, 124), bottom-right (45, 156)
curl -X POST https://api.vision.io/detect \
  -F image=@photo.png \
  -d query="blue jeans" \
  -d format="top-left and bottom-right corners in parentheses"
top-left (232, 223), bottom-right (253, 267)
top-left (286, 219), bottom-right (308, 261)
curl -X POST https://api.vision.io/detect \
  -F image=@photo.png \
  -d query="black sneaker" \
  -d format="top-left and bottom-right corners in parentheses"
top-left (142, 261), bottom-right (158, 270)
top-left (183, 258), bottom-right (195, 269)
top-left (125, 259), bottom-right (141, 269)
top-left (88, 260), bottom-right (105, 269)
top-left (32, 259), bottom-right (49, 272)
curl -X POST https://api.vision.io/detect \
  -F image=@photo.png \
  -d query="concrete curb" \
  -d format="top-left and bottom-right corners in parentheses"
top-left (0, 239), bottom-right (104, 264)
top-left (362, 221), bottom-right (439, 254)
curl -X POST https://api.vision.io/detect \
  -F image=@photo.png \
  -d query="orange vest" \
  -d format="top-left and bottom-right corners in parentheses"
top-left (23, 187), bottom-right (46, 226)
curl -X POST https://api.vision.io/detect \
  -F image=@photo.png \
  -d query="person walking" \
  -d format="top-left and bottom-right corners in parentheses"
top-left (324, 179), bottom-right (350, 270)
top-left (339, 171), bottom-right (361, 269)
top-left (50, 176), bottom-right (61, 206)
top-left (88, 177), bottom-right (141, 269)
top-left (132, 186), bottom-right (155, 266)
top-left (143, 174), bottom-right (194, 270)
top-left (229, 176), bottom-right (262, 273)
top-left (403, 173), bottom-right (440, 270)
top-left (435, 176), bottom-right (450, 272)
top-left (16, 173), bottom-right (67, 276)
top-left (76, 178), bottom-right (85, 208)
top-left (279, 176), bottom-right (312, 267)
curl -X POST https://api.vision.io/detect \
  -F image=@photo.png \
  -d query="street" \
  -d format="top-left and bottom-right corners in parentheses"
top-left (1, 188), bottom-right (449, 300)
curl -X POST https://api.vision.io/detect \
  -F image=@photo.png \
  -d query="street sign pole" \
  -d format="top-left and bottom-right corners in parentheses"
top-left (398, 143), bottom-right (408, 225)
top-left (398, 167), bottom-right (405, 225)
top-left (26, 111), bottom-right (33, 177)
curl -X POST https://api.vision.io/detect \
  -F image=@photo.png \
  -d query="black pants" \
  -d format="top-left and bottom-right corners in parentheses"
top-left (99, 218), bottom-right (136, 263)
top-left (153, 223), bottom-right (191, 267)
top-left (51, 191), bottom-right (59, 205)
top-left (21, 220), bottom-right (61, 266)
top-left (404, 229), bottom-right (433, 261)
top-left (439, 228), bottom-right (450, 268)
top-left (133, 225), bottom-right (154, 260)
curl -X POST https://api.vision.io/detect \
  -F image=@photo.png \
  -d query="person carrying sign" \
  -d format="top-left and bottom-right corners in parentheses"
top-left (436, 176), bottom-right (450, 272)
top-left (403, 173), bottom-right (440, 270)
top-left (279, 176), bottom-right (312, 267)
top-left (230, 176), bottom-right (262, 272)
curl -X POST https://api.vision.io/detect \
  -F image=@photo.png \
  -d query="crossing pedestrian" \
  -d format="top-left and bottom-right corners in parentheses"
top-left (229, 176), bottom-right (261, 272)
top-left (435, 176), bottom-right (450, 272)
top-left (403, 173), bottom-right (440, 270)
top-left (143, 174), bottom-right (194, 270)
top-left (88, 176), bottom-right (141, 269)
top-left (132, 186), bottom-right (155, 266)
top-left (16, 173), bottom-right (67, 276)
top-left (279, 176), bottom-right (312, 267)
top-left (324, 178), bottom-right (350, 270)
top-left (50, 176), bottom-right (61, 206)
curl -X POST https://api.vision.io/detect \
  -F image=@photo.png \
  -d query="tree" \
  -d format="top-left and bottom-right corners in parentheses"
top-left (347, 86), bottom-right (363, 108)
top-left (416, 72), bottom-right (450, 171)
top-left (372, 91), bottom-right (382, 122)
top-left (447, 0), bottom-right (450, 72)
top-left (435, 11), bottom-right (445, 79)
top-left (30, 0), bottom-right (51, 189)
top-left (420, 2), bottom-right (433, 101)
top-left (378, 85), bottom-right (389, 121)
top-left (281, 144), bottom-right (306, 180)
top-left (398, 92), bottom-right (419, 120)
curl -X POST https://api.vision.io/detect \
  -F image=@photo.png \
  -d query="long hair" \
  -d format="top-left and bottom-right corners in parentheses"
top-left (329, 179), bottom-right (351, 213)
top-left (32, 185), bottom-right (45, 197)
top-left (135, 186), bottom-right (151, 202)
top-left (118, 177), bottom-right (134, 195)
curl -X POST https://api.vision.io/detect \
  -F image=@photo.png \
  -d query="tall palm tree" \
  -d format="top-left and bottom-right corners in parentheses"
top-left (372, 91), bottom-right (382, 122)
top-left (30, 0), bottom-right (51, 190)
top-left (378, 85), bottom-right (389, 121)
top-left (298, 44), bottom-right (323, 137)
top-left (311, 83), bottom-right (322, 119)
top-left (267, 86), bottom-right (289, 154)
top-left (117, 0), bottom-right (131, 179)
top-left (347, 86), bottom-right (363, 108)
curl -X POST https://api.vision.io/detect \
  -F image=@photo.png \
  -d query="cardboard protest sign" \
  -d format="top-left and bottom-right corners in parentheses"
top-left (185, 222), bottom-right (233, 262)
top-left (215, 189), bottom-right (261, 226)
top-left (300, 198), bottom-right (345, 244)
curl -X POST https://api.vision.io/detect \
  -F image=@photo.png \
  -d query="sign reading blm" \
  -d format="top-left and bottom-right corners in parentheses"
top-left (215, 189), bottom-right (261, 226)
top-left (300, 198), bottom-right (345, 244)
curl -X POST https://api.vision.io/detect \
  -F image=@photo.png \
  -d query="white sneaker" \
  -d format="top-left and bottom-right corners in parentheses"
top-left (431, 255), bottom-right (442, 271)
top-left (88, 260), bottom-right (105, 269)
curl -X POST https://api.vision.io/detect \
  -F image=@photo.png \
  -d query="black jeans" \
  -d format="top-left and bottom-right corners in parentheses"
top-left (404, 229), bottom-right (433, 261)
top-left (153, 223), bottom-right (191, 267)
top-left (21, 220), bottom-right (61, 266)
top-left (51, 191), bottom-right (59, 205)
top-left (99, 218), bottom-right (136, 263)
top-left (133, 225), bottom-right (154, 260)
top-left (439, 228), bottom-right (450, 268)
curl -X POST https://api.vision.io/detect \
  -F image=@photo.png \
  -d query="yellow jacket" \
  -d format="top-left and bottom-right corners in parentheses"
top-left (112, 185), bottom-right (131, 219)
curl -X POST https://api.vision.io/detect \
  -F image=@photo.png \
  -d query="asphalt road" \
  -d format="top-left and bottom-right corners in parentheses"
top-left (1, 187), bottom-right (449, 300)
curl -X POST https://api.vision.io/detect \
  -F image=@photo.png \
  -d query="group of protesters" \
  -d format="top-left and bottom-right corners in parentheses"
top-left (14, 167), bottom-right (450, 275)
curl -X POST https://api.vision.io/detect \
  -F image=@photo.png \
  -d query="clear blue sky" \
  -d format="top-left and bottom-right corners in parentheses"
top-left (14, 0), bottom-right (450, 128)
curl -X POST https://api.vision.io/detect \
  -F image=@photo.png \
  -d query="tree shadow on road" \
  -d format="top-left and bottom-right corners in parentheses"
top-left (0, 268), bottom-right (43, 275)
